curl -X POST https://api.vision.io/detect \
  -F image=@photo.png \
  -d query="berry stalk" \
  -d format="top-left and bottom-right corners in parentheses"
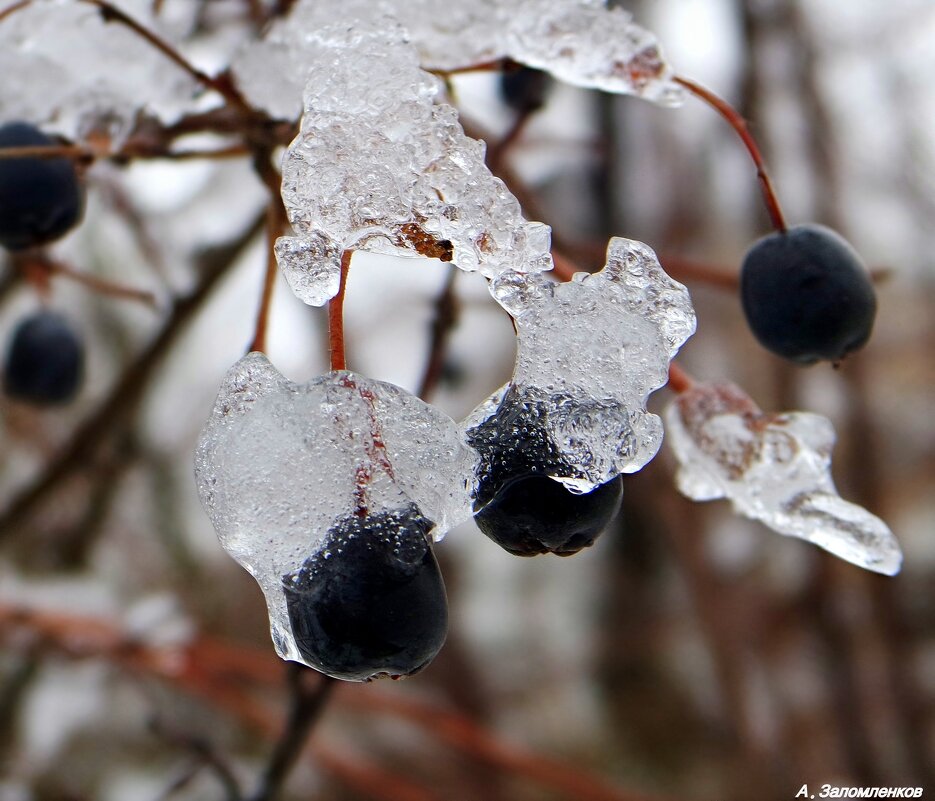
top-left (674, 75), bottom-right (788, 234)
top-left (328, 251), bottom-right (352, 372)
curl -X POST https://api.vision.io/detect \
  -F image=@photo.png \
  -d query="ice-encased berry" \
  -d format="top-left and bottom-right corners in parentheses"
top-left (0, 121), bottom-right (85, 251)
top-left (467, 385), bottom-right (623, 557)
top-left (740, 224), bottom-right (877, 364)
top-left (3, 310), bottom-right (84, 405)
top-left (282, 505), bottom-right (448, 681)
top-left (475, 473), bottom-right (623, 557)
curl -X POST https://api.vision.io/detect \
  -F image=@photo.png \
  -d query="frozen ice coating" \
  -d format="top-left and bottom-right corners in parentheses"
top-left (194, 353), bottom-right (476, 665)
top-left (274, 232), bottom-right (344, 307)
top-left (232, 0), bottom-right (682, 119)
top-left (665, 381), bottom-right (902, 576)
top-left (469, 238), bottom-right (696, 493)
top-left (0, 0), bottom-right (197, 141)
top-left (275, 25), bottom-right (554, 305)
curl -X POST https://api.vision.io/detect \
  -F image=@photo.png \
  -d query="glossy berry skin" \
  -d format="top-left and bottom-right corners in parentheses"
top-left (3, 311), bottom-right (84, 405)
top-left (499, 66), bottom-right (552, 114)
top-left (467, 386), bottom-right (624, 557)
top-left (282, 505), bottom-right (448, 682)
top-left (740, 224), bottom-right (877, 364)
top-left (475, 473), bottom-right (623, 557)
top-left (0, 121), bottom-right (85, 251)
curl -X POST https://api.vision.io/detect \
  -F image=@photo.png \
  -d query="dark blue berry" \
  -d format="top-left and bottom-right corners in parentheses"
top-left (740, 224), bottom-right (877, 364)
top-left (467, 385), bottom-right (623, 557)
top-left (475, 473), bottom-right (623, 557)
top-left (3, 310), bottom-right (84, 405)
top-left (282, 505), bottom-right (448, 681)
top-left (499, 66), bottom-right (553, 114)
top-left (0, 121), bottom-right (85, 251)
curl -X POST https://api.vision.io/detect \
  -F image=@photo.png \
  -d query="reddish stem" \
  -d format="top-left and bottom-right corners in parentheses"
top-left (667, 362), bottom-right (696, 394)
top-left (674, 75), bottom-right (788, 233)
top-left (329, 251), bottom-right (352, 372)
top-left (249, 204), bottom-right (284, 354)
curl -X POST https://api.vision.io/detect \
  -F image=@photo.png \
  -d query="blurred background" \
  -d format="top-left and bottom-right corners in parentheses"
top-left (0, 0), bottom-right (933, 799)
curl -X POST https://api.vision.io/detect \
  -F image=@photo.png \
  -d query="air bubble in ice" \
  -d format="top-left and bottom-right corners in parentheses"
top-left (665, 381), bottom-right (902, 576)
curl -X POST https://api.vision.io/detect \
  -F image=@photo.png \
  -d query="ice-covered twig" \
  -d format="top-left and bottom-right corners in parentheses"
top-left (665, 381), bottom-right (902, 575)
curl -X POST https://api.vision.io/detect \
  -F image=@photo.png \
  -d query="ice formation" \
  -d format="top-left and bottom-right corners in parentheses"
top-left (0, 0), bottom-right (197, 141)
top-left (466, 237), bottom-right (695, 497)
top-left (665, 381), bottom-right (902, 576)
top-left (194, 353), bottom-right (476, 666)
top-left (274, 21), bottom-right (552, 306)
top-left (233, 0), bottom-right (682, 120)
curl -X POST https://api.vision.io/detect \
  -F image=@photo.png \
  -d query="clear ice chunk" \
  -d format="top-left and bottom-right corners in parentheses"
top-left (0, 0), bottom-right (198, 142)
top-left (232, 0), bottom-right (682, 118)
top-left (194, 353), bottom-right (477, 667)
top-left (274, 232), bottom-right (344, 307)
top-left (273, 23), bottom-right (553, 305)
top-left (665, 381), bottom-right (902, 576)
top-left (467, 237), bottom-right (695, 496)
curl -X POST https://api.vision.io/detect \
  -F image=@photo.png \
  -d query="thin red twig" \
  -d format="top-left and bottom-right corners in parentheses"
top-left (329, 251), bottom-right (352, 372)
top-left (674, 75), bottom-right (788, 233)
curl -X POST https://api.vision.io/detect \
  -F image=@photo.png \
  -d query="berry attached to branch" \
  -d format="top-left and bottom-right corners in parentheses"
top-left (0, 122), bottom-right (85, 251)
top-left (740, 224), bottom-right (877, 364)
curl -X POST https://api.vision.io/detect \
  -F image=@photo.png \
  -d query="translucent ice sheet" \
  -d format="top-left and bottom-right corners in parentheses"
top-left (665, 381), bottom-right (902, 575)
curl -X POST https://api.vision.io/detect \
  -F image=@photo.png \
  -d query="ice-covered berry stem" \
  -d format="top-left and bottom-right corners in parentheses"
top-left (674, 75), bottom-right (788, 234)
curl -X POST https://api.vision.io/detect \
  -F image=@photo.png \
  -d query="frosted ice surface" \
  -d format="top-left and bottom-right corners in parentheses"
top-left (467, 238), bottom-right (695, 497)
top-left (194, 353), bottom-right (476, 665)
top-left (233, 0), bottom-right (682, 118)
top-left (274, 232), bottom-right (343, 307)
top-left (665, 381), bottom-right (902, 576)
top-left (0, 0), bottom-right (197, 142)
top-left (274, 24), bottom-right (553, 305)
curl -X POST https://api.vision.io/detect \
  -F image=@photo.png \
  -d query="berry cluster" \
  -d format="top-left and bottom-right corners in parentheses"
top-left (0, 121), bottom-right (86, 406)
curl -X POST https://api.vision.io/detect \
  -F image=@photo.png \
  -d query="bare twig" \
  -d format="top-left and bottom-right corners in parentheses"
top-left (417, 269), bottom-right (459, 401)
top-left (248, 666), bottom-right (336, 801)
top-left (0, 212), bottom-right (266, 543)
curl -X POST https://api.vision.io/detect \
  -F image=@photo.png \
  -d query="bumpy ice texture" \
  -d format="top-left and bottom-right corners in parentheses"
top-left (274, 21), bottom-right (553, 306)
top-left (233, 0), bottom-right (682, 120)
top-left (0, 0), bottom-right (196, 141)
top-left (467, 237), bottom-right (696, 495)
top-left (665, 381), bottom-right (902, 575)
top-left (194, 353), bottom-right (476, 666)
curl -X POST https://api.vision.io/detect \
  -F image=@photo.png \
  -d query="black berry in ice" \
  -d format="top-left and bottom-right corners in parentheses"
top-left (0, 121), bottom-right (85, 251)
top-left (475, 473), bottom-right (623, 557)
top-left (740, 224), bottom-right (877, 364)
top-left (282, 505), bottom-right (448, 682)
top-left (467, 385), bottom-right (624, 557)
top-left (3, 310), bottom-right (84, 405)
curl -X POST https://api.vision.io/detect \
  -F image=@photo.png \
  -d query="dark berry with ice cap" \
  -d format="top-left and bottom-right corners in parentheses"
top-left (282, 504), bottom-right (448, 682)
top-left (467, 385), bottom-right (624, 557)
top-left (740, 224), bottom-right (877, 364)
top-left (0, 121), bottom-right (85, 251)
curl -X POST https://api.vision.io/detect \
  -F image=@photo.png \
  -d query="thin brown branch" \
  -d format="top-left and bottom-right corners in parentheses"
top-left (38, 257), bottom-right (158, 308)
top-left (417, 269), bottom-right (459, 401)
top-left (328, 251), bottom-right (352, 371)
top-left (249, 201), bottom-right (285, 354)
top-left (0, 212), bottom-right (266, 543)
top-left (674, 74), bottom-right (788, 233)
top-left (248, 667), bottom-right (336, 801)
